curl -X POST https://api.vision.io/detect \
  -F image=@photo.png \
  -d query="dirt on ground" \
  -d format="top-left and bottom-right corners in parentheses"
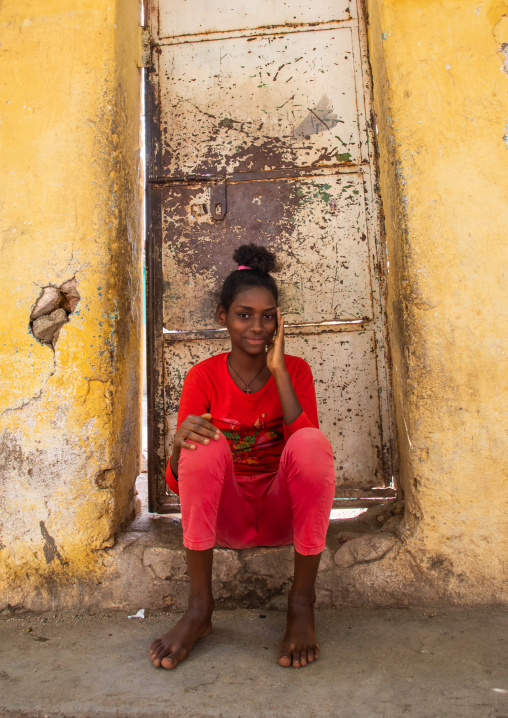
top-left (1, 606), bottom-right (507, 718)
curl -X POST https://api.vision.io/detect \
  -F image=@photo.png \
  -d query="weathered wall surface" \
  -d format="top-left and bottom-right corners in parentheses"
top-left (0, 0), bottom-right (143, 608)
top-left (365, 0), bottom-right (508, 601)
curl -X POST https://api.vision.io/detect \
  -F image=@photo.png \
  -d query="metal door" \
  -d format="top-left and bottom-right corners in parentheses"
top-left (145, 0), bottom-right (396, 512)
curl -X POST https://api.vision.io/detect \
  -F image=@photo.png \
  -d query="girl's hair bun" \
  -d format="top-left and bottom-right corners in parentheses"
top-left (219, 243), bottom-right (279, 310)
top-left (233, 244), bottom-right (278, 274)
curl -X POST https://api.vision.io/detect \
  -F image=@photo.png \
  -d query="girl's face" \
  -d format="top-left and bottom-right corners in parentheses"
top-left (217, 286), bottom-right (277, 357)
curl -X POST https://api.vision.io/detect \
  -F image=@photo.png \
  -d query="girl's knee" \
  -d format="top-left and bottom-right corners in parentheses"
top-left (179, 431), bottom-right (230, 471)
top-left (283, 428), bottom-right (335, 489)
top-left (285, 427), bottom-right (332, 456)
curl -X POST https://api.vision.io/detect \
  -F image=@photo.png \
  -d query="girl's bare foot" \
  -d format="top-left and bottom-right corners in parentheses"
top-left (149, 603), bottom-right (213, 669)
top-left (278, 595), bottom-right (319, 668)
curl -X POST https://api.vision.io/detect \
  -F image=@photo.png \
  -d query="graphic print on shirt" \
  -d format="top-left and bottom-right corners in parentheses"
top-left (220, 413), bottom-right (283, 467)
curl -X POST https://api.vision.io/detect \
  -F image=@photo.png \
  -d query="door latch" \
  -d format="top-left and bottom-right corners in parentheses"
top-left (210, 177), bottom-right (227, 221)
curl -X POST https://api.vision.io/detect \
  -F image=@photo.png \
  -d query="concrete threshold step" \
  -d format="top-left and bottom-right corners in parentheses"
top-left (90, 478), bottom-right (404, 612)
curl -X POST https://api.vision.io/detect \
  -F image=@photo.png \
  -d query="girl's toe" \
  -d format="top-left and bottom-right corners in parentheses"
top-left (161, 651), bottom-right (181, 669)
top-left (164, 644), bottom-right (190, 670)
top-left (278, 651), bottom-right (292, 667)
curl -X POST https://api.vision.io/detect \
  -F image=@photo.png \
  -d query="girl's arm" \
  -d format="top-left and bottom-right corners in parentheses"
top-left (266, 307), bottom-right (303, 425)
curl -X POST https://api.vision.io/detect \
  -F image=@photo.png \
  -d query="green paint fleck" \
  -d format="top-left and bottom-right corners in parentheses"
top-left (335, 152), bottom-right (351, 162)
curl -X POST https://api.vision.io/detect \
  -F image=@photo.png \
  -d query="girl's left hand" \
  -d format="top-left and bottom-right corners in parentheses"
top-left (266, 307), bottom-right (286, 376)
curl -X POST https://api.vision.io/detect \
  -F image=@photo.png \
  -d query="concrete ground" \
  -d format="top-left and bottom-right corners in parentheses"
top-left (1, 607), bottom-right (508, 718)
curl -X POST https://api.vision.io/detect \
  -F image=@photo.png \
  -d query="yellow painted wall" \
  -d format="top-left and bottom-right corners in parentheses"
top-left (0, 0), bottom-right (142, 607)
top-left (367, 0), bottom-right (508, 599)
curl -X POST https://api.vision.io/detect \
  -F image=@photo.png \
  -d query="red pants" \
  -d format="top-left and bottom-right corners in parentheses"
top-left (173, 428), bottom-right (335, 556)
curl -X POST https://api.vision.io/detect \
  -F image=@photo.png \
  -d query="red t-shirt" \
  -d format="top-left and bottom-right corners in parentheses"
top-left (170, 353), bottom-right (318, 494)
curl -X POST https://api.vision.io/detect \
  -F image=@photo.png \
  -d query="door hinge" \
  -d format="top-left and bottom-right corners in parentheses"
top-left (138, 26), bottom-right (151, 68)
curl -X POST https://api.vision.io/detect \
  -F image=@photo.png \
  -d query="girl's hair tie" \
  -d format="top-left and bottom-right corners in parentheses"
top-left (237, 265), bottom-right (252, 271)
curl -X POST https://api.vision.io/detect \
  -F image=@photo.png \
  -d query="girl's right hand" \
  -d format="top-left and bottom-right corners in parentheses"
top-left (174, 413), bottom-right (221, 451)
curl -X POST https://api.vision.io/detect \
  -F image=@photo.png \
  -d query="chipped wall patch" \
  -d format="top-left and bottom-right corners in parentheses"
top-left (30, 278), bottom-right (80, 348)
top-left (94, 468), bottom-right (116, 490)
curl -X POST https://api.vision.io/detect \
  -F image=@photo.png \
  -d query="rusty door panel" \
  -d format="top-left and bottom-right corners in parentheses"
top-left (161, 174), bottom-right (373, 330)
top-left (146, 0), bottom-right (396, 512)
top-left (157, 28), bottom-right (361, 176)
top-left (157, 0), bottom-right (355, 39)
top-left (162, 329), bottom-right (384, 501)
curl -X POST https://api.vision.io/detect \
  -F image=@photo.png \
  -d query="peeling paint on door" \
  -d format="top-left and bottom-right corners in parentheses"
top-left (146, 0), bottom-right (395, 512)
top-left (156, 28), bottom-right (362, 176)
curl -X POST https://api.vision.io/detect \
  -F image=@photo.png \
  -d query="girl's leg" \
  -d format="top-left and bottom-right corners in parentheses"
top-left (282, 428), bottom-right (336, 557)
top-left (151, 435), bottom-right (231, 669)
top-left (179, 433), bottom-right (234, 550)
top-left (151, 434), bottom-right (258, 668)
top-left (149, 548), bottom-right (214, 669)
top-left (278, 551), bottom-right (321, 668)
top-left (258, 428), bottom-right (335, 668)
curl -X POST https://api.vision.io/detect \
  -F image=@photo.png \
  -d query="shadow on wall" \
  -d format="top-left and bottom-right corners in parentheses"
top-left (29, 279), bottom-right (81, 349)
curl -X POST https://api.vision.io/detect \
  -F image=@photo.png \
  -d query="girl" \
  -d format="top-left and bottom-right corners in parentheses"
top-left (149, 244), bottom-right (335, 670)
